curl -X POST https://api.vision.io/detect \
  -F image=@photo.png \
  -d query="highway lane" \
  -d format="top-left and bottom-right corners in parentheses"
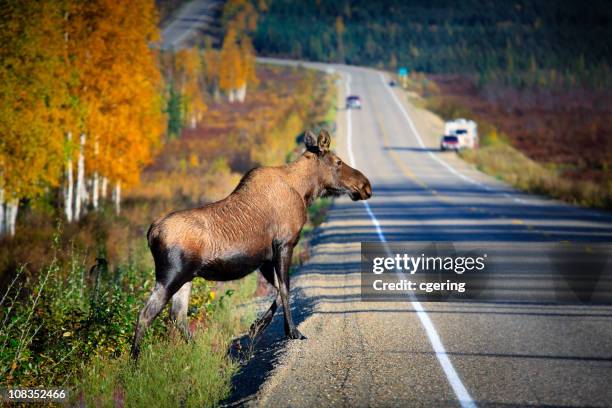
top-left (349, 65), bottom-right (612, 407)
top-left (160, 0), bottom-right (222, 50)
top-left (156, 6), bottom-right (612, 406)
top-left (227, 62), bottom-right (612, 407)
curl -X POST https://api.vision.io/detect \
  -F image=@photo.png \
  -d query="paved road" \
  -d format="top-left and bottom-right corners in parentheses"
top-left (160, 0), bottom-right (222, 50)
top-left (225, 61), bottom-right (612, 407)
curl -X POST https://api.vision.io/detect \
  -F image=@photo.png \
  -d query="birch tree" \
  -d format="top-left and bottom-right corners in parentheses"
top-left (219, 0), bottom-right (259, 103)
top-left (74, 133), bottom-right (86, 220)
top-left (0, 0), bottom-right (67, 235)
top-left (0, 186), bottom-right (4, 235)
top-left (175, 48), bottom-right (208, 128)
top-left (63, 133), bottom-right (74, 221)
top-left (79, 0), bottom-right (163, 214)
top-left (0, 0), bottom-right (164, 232)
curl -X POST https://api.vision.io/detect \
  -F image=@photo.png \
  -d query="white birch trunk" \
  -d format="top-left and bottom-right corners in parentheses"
top-left (92, 173), bottom-right (99, 210)
top-left (74, 133), bottom-right (86, 220)
top-left (6, 199), bottom-right (18, 236)
top-left (101, 177), bottom-right (108, 199)
top-left (64, 132), bottom-right (74, 222)
top-left (236, 83), bottom-right (247, 102)
top-left (0, 187), bottom-right (4, 236)
top-left (228, 89), bottom-right (236, 103)
top-left (113, 182), bottom-right (121, 215)
top-left (92, 140), bottom-right (99, 210)
top-left (84, 178), bottom-right (90, 208)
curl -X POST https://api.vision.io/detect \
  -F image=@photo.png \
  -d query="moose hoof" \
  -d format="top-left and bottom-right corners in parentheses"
top-left (130, 348), bottom-right (140, 361)
top-left (287, 328), bottom-right (307, 340)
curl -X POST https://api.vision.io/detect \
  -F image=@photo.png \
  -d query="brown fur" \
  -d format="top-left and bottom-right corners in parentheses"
top-left (130, 130), bottom-right (371, 359)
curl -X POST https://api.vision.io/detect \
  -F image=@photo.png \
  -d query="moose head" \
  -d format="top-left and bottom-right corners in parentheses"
top-left (304, 130), bottom-right (372, 201)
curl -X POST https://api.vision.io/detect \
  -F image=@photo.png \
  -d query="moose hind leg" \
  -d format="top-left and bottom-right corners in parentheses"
top-left (131, 283), bottom-right (169, 359)
top-left (249, 294), bottom-right (280, 339)
top-left (249, 262), bottom-right (280, 338)
top-left (170, 281), bottom-right (193, 341)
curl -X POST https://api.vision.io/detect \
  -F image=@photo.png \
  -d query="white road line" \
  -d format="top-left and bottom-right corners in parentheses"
top-left (346, 75), bottom-right (386, 244)
top-left (378, 72), bottom-right (542, 207)
top-left (345, 72), bottom-right (477, 408)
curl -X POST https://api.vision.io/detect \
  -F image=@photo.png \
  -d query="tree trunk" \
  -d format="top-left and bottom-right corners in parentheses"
top-left (92, 140), bottom-right (99, 210)
top-left (74, 133), bottom-right (86, 220)
top-left (92, 173), bottom-right (99, 210)
top-left (113, 181), bottom-right (121, 215)
top-left (64, 132), bottom-right (74, 222)
top-left (0, 187), bottom-right (4, 236)
top-left (236, 83), bottom-right (247, 102)
top-left (6, 199), bottom-right (18, 237)
top-left (101, 177), bottom-right (108, 199)
top-left (228, 89), bottom-right (236, 103)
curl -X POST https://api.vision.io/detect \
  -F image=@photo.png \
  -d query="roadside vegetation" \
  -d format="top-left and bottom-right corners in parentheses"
top-left (0, 0), bottom-right (337, 405)
top-left (403, 74), bottom-right (612, 209)
top-left (0, 62), bottom-right (336, 405)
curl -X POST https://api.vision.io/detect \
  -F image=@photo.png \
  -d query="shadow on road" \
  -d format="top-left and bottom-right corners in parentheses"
top-left (222, 179), bottom-right (612, 405)
top-left (221, 287), bottom-right (316, 407)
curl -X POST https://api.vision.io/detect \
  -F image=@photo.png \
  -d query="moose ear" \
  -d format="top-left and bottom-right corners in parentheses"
top-left (317, 129), bottom-right (331, 153)
top-left (304, 130), bottom-right (318, 152)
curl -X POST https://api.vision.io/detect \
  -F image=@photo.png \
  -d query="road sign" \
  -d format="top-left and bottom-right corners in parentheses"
top-left (398, 67), bottom-right (409, 77)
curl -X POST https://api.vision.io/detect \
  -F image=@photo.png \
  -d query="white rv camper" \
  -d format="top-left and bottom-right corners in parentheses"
top-left (443, 119), bottom-right (478, 149)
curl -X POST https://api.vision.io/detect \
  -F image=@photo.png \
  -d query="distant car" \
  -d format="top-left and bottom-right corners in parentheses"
top-left (445, 119), bottom-right (478, 149)
top-left (440, 135), bottom-right (460, 151)
top-left (346, 95), bottom-right (362, 109)
top-left (389, 79), bottom-right (398, 87)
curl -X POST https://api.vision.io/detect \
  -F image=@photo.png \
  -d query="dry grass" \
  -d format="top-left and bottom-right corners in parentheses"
top-left (461, 142), bottom-right (612, 208)
top-left (419, 80), bottom-right (612, 209)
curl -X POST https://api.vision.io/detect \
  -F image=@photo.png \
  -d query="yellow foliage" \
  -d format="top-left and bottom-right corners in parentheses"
top-left (68, 0), bottom-right (164, 188)
top-left (0, 0), bottom-right (67, 199)
top-left (218, 0), bottom-right (258, 99)
top-left (175, 48), bottom-right (208, 125)
top-left (219, 28), bottom-right (242, 94)
top-left (0, 0), bottom-right (164, 203)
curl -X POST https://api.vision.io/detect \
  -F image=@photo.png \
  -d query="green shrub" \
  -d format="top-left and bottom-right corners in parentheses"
top-left (78, 285), bottom-right (253, 408)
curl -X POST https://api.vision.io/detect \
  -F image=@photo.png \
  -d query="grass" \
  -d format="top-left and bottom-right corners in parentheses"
top-left (421, 91), bottom-right (612, 209)
top-left (79, 275), bottom-right (256, 407)
top-left (460, 144), bottom-right (612, 208)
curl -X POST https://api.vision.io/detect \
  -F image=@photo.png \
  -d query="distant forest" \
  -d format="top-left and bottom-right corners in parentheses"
top-left (254, 0), bottom-right (612, 89)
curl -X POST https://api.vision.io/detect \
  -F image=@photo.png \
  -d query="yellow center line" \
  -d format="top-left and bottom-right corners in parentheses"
top-left (368, 94), bottom-right (551, 238)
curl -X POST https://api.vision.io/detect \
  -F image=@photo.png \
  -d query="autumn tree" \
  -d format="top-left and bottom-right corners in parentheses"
top-left (219, 27), bottom-right (243, 102)
top-left (0, 0), bottom-right (68, 235)
top-left (0, 0), bottom-right (165, 236)
top-left (218, 0), bottom-right (259, 102)
top-left (175, 48), bottom-right (208, 128)
top-left (78, 0), bottom-right (164, 214)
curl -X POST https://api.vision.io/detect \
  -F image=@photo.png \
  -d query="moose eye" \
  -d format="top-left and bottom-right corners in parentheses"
top-left (336, 159), bottom-right (342, 166)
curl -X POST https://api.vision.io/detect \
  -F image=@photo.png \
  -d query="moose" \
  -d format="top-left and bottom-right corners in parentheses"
top-left (130, 129), bottom-right (372, 359)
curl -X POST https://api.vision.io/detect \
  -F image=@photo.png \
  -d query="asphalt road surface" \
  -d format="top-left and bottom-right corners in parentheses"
top-left (160, 0), bottom-right (222, 50)
top-left (224, 61), bottom-right (612, 407)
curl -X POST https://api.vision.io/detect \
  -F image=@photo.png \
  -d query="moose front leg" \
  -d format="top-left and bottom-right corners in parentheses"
top-left (275, 243), bottom-right (306, 340)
